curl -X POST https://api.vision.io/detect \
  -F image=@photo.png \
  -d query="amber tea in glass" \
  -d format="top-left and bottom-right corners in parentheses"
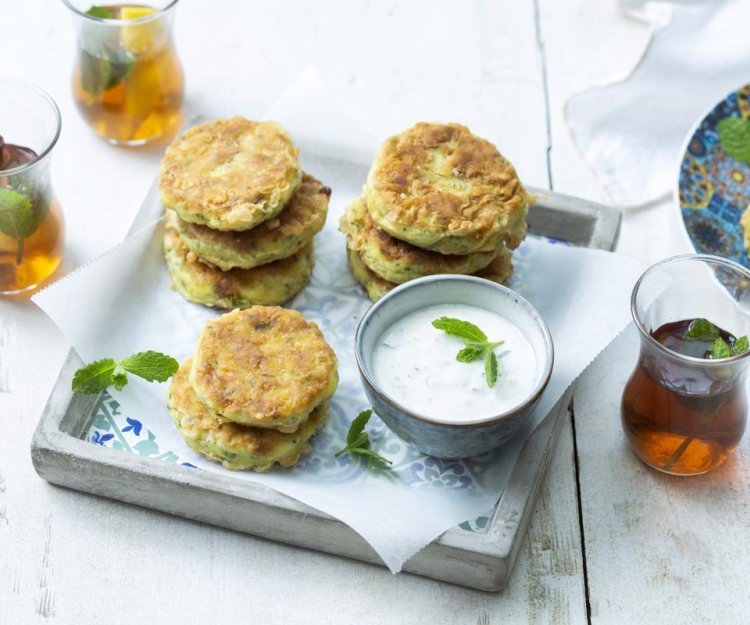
top-left (621, 255), bottom-right (750, 475)
top-left (0, 79), bottom-right (64, 295)
top-left (64, 0), bottom-right (184, 145)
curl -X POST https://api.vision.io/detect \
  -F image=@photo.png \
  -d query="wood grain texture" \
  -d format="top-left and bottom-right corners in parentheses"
top-left (534, 0), bottom-right (695, 263)
top-left (575, 326), bottom-right (750, 625)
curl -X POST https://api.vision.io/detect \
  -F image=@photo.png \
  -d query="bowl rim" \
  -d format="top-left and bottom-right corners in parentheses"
top-left (354, 274), bottom-right (554, 428)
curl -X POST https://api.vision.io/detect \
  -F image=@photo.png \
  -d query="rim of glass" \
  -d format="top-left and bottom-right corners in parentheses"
top-left (60, 0), bottom-right (179, 25)
top-left (631, 253), bottom-right (750, 365)
top-left (0, 78), bottom-right (61, 177)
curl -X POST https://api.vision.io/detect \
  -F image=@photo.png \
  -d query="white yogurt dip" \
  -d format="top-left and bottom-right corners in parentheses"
top-left (371, 303), bottom-right (538, 422)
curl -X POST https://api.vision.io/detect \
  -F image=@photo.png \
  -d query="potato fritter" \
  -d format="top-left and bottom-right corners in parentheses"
top-left (365, 122), bottom-right (529, 255)
top-left (163, 219), bottom-right (314, 310)
top-left (175, 173), bottom-right (330, 270)
top-left (190, 307), bottom-right (338, 431)
top-left (346, 242), bottom-right (513, 301)
top-left (159, 117), bottom-right (301, 231)
top-left (341, 196), bottom-right (496, 284)
top-left (169, 359), bottom-right (328, 471)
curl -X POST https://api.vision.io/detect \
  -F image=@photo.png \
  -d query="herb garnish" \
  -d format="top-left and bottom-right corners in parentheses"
top-left (0, 188), bottom-right (35, 264)
top-left (79, 48), bottom-right (136, 101)
top-left (683, 318), bottom-right (749, 359)
top-left (431, 317), bottom-right (504, 387)
top-left (85, 5), bottom-right (114, 18)
top-left (334, 409), bottom-right (392, 465)
top-left (72, 351), bottom-right (179, 394)
top-left (79, 7), bottom-right (136, 101)
top-left (718, 117), bottom-right (750, 165)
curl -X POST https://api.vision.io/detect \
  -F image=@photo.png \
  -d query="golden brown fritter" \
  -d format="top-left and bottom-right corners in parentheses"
top-left (346, 241), bottom-right (513, 301)
top-left (190, 307), bottom-right (338, 431)
top-left (169, 358), bottom-right (328, 471)
top-left (340, 196), bottom-right (496, 284)
top-left (366, 122), bottom-right (529, 254)
top-left (345, 246), bottom-right (396, 302)
top-left (175, 173), bottom-right (331, 270)
top-left (163, 220), bottom-right (314, 310)
top-left (159, 117), bottom-right (301, 231)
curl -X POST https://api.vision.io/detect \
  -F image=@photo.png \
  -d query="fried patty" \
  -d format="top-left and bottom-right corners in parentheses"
top-left (174, 173), bottom-right (331, 270)
top-left (341, 196), bottom-right (496, 284)
top-left (159, 117), bottom-right (302, 231)
top-left (346, 242), bottom-right (514, 301)
top-left (365, 122), bottom-right (529, 255)
top-left (169, 358), bottom-right (328, 471)
top-left (163, 222), bottom-right (314, 310)
top-left (190, 306), bottom-right (338, 431)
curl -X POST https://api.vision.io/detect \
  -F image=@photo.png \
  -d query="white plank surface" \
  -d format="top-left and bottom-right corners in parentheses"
top-left (537, 0), bottom-right (693, 263)
top-left (0, 0), bottom-right (588, 622)
top-left (574, 326), bottom-right (750, 625)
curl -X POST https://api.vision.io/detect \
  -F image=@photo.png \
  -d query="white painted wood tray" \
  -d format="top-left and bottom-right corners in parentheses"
top-left (30, 182), bottom-right (620, 592)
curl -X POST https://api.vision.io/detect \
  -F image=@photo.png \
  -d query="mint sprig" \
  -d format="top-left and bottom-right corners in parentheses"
top-left (0, 188), bottom-right (35, 264)
top-left (683, 318), bottom-right (720, 341)
top-left (432, 317), bottom-right (504, 388)
top-left (72, 350), bottom-right (179, 394)
top-left (718, 117), bottom-right (750, 164)
top-left (683, 318), bottom-right (749, 359)
top-left (334, 409), bottom-right (392, 465)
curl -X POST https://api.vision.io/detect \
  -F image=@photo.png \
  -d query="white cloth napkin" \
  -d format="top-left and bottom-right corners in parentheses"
top-left (567, 0), bottom-right (750, 207)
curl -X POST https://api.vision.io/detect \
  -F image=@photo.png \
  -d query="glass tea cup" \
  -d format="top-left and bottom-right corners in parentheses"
top-left (0, 79), bottom-right (64, 295)
top-left (62, 0), bottom-right (184, 145)
top-left (621, 255), bottom-right (750, 476)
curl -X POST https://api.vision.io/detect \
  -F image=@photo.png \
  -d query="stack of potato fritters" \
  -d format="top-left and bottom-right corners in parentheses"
top-left (168, 306), bottom-right (338, 471)
top-left (160, 117), bottom-right (330, 309)
top-left (341, 122), bottom-right (529, 300)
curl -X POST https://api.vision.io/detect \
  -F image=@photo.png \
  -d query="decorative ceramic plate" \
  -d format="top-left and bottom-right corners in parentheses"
top-left (678, 84), bottom-right (750, 263)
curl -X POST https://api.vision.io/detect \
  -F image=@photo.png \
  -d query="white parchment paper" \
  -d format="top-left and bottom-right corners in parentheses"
top-left (34, 68), bottom-right (645, 573)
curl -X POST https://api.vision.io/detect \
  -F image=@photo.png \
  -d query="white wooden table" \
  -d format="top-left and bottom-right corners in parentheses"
top-left (2, 1), bottom-right (748, 623)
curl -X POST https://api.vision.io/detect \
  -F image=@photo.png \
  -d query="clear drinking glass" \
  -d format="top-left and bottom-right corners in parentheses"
top-left (621, 255), bottom-right (750, 475)
top-left (0, 79), bottom-right (64, 295)
top-left (62, 0), bottom-right (184, 145)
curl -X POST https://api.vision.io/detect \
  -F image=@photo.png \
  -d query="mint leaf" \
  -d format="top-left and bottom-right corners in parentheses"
top-left (0, 188), bottom-right (34, 264)
top-left (72, 358), bottom-right (117, 394)
top-left (335, 409), bottom-right (392, 466)
top-left (112, 365), bottom-right (128, 391)
top-left (346, 409), bottom-right (372, 446)
top-left (432, 317), bottom-right (487, 343)
top-left (711, 337), bottom-right (732, 360)
top-left (349, 447), bottom-right (393, 465)
top-left (73, 350), bottom-right (178, 394)
top-left (732, 335), bottom-right (749, 356)
top-left (85, 6), bottom-right (114, 18)
top-left (684, 318), bottom-right (720, 341)
top-left (484, 348), bottom-right (498, 388)
top-left (79, 48), bottom-right (135, 100)
top-left (718, 117), bottom-right (750, 164)
top-left (120, 351), bottom-right (179, 382)
top-left (456, 343), bottom-right (485, 363)
top-left (434, 317), bottom-right (505, 387)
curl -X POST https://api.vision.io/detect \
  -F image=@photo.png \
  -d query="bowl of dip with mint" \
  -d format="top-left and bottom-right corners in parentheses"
top-left (355, 275), bottom-right (554, 458)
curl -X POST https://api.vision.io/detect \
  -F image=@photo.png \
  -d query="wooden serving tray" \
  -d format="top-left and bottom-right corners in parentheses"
top-left (30, 182), bottom-right (620, 592)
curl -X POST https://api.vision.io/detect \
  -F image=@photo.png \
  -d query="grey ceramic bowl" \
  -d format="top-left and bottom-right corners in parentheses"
top-left (355, 275), bottom-right (554, 458)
